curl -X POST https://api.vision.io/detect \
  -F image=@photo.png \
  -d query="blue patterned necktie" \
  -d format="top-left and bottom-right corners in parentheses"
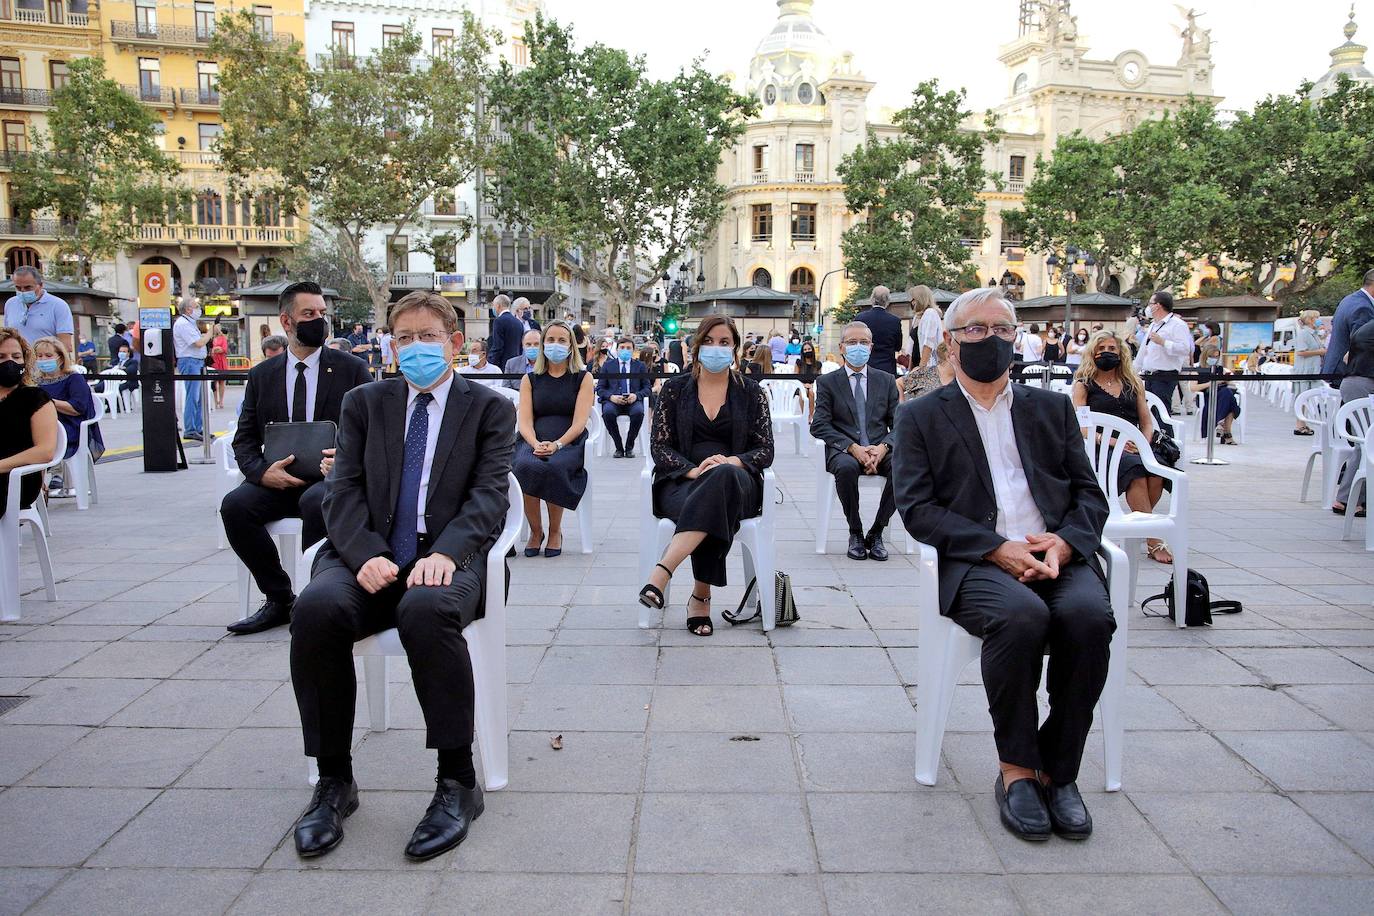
top-left (389, 392), bottom-right (433, 568)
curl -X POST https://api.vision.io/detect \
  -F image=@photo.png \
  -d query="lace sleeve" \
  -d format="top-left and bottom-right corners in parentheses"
top-left (738, 382), bottom-right (774, 473)
top-left (651, 380), bottom-right (694, 478)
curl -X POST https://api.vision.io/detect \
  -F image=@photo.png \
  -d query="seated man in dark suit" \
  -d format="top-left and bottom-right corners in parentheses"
top-left (852, 285), bottom-right (904, 376)
top-left (893, 288), bottom-right (1113, 842)
top-left (596, 336), bottom-right (651, 458)
top-left (501, 329), bottom-right (542, 390)
top-left (810, 321), bottom-right (900, 561)
top-left (289, 291), bottom-right (515, 861)
top-left (222, 281), bottom-right (373, 635)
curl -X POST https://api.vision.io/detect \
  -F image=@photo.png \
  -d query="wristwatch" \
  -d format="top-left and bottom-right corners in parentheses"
top-left (553, 441), bottom-right (564, 451)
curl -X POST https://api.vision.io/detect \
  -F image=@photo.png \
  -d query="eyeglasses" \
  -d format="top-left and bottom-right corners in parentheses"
top-left (949, 324), bottom-right (1017, 342)
top-left (393, 331), bottom-right (447, 346)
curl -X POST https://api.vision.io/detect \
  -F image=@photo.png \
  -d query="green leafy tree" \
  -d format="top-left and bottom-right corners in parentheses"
top-left (211, 13), bottom-right (493, 324)
top-left (484, 15), bottom-right (755, 331)
top-left (286, 232), bottom-right (382, 328)
top-left (836, 80), bottom-right (1001, 306)
top-left (11, 57), bottom-right (181, 284)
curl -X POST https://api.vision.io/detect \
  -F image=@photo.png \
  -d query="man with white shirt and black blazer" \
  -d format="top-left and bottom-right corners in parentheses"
top-left (811, 321), bottom-right (900, 561)
top-left (893, 287), bottom-right (1113, 843)
top-left (289, 290), bottom-right (515, 862)
top-left (222, 281), bottom-right (372, 635)
top-left (596, 336), bottom-right (652, 458)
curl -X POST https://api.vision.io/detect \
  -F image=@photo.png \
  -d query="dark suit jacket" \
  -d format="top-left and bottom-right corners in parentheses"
top-left (810, 365), bottom-right (899, 462)
top-left (322, 374), bottom-right (516, 584)
top-left (501, 354), bottom-right (533, 390)
top-left (488, 310), bottom-right (526, 370)
top-left (1347, 314), bottom-right (1374, 379)
top-left (892, 382), bottom-right (1109, 615)
top-left (231, 347), bottom-right (373, 485)
top-left (596, 358), bottom-right (652, 403)
top-left (852, 306), bottom-right (904, 376)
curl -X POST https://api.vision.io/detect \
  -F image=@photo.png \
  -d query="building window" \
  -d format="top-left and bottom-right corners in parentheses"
top-left (790, 202), bottom-right (817, 242)
top-left (516, 233), bottom-right (530, 273)
top-left (796, 82), bottom-right (814, 104)
top-left (794, 143), bottom-right (814, 177)
top-left (135, 0), bottom-right (157, 35)
top-left (763, 85), bottom-right (776, 105)
top-left (752, 144), bottom-right (769, 178)
top-left (192, 1), bottom-right (215, 40)
top-left (751, 204), bottom-right (772, 243)
top-left (137, 58), bottom-right (160, 101)
top-left (532, 238), bottom-right (547, 275)
top-left (196, 61), bottom-right (218, 104)
top-left (511, 38), bottom-right (528, 66)
top-left (1009, 155), bottom-right (1026, 181)
top-left (3, 121), bottom-right (25, 153)
top-left (0, 58), bottom-right (20, 93)
top-left (331, 22), bottom-right (355, 60)
top-left (432, 28), bottom-right (453, 54)
top-left (388, 236), bottom-right (409, 274)
top-left (197, 122), bottom-right (221, 150)
top-left (196, 189), bottom-right (223, 225)
top-left (382, 24), bottom-right (404, 48)
top-left (254, 193), bottom-right (280, 226)
top-left (752, 268), bottom-right (772, 288)
top-left (1013, 72), bottom-right (1029, 94)
top-left (499, 232), bottom-right (515, 273)
top-left (789, 266), bottom-right (815, 296)
top-left (483, 238), bottom-right (498, 273)
top-left (49, 61), bottom-right (70, 91)
top-left (253, 4), bottom-right (273, 38)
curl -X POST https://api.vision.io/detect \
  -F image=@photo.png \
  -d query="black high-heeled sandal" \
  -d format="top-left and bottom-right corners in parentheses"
top-left (639, 563), bottom-right (671, 610)
top-left (686, 593), bottom-right (713, 637)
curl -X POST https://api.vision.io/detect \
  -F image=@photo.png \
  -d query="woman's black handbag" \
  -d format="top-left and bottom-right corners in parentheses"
top-left (1150, 429), bottom-right (1182, 468)
top-left (1142, 570), bottom-right (1241, 626)
top-left (723, 572), bottom-right (799, 627)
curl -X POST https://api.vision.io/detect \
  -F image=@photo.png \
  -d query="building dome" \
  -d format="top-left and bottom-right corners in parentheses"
top-left (1310, 6), bottom-right (1373, 99)
top-left (747, 0), bottom-right (838, 108)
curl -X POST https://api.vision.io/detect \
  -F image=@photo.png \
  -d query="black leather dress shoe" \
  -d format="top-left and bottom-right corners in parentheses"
top-left (866, 534), bottom-right (889, 562)
top-left (614, 448), bottom-right (625, 458)
top-left (405, 779), bottom-right (484, 861)
top-left (847, 534), bottom-right (868, 561)
top-left (226, 599), bottom-right (292, 635)
top-left (624, 448), bottom-right (635, 459)
top-left (1046, 781), bottom-right (1093, 839)
top-left (294, 776), bottom-right (359, 857)
top-left (995, 774), bottom-right (1051, 842)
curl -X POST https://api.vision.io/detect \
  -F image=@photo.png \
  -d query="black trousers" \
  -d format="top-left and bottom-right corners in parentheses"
top-left (1144, 371), bottom-right (1180, 411)
top-left (601, 399), bottom-right (645, 451)
top-left (220, 479), bottom-right (328, 603)
top-left (946, 561), bottom-right (1114, 784)
top-left (827, 450), bottom-right (895, 538)
top-left (290, 543), bottom-right (480, 758)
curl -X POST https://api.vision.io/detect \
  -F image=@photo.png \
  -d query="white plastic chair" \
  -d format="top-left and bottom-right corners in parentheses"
top-left (1144, 391), bottom-right (1187, 465)
top-left (1296, 388), bottom-right (1349, 510)
top-left (1, 425), bottom-right (66, 622)
top-left (92, 374), bottom-right (122, 417)
top-left (236, 518), bottom-right (308, 615)
top-left (637, 458), bottom-right (779, 631)
top-left (811, 439), bottom-right (913, 555)
top-left (762, 379), bottom-right (809, 456)
top-left (214, 435), bottom-right (243, 550)
top-left (59, 417), bottom-right (100, 510)
top-left (913, 536), bottom-right (1130, 791)
top-left (593, 401), bottom-right (650, 458)
top-left (820, 360), bottom-right (841, 375)
top-left (1333, 398), bottom-right (1372, 550)
top-left (303, 472), bottom-right (523, 791)
top-left (115, 369), bottom-right (142, 413)
top-left (1191, 385), bottom-right (1247, 444)
top-left (1082, 411), bottom-right (1190, 625)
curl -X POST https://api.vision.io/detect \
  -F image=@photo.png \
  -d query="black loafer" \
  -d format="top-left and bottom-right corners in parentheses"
top-left (995, 774), bottom-right (1051, 842)
top-left (294, 776), bottom-right (359, 857)
top-left (404, 778), bottom-right (484, 861)
top-left (847, 534), bottom-right (868, 561)
top-left (227, 599), bottom-right (292, 635)
top-left (613, 448), bottom-right (625, 459)
top-left (625, 448), bottom-right (635, 459)
top-left (866, 534), bottom-right (889, 562)
top-left (1046, 781), bottom-right (1092, 839)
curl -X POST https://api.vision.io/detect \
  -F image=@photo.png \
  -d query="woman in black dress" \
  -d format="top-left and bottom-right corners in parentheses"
top-left (796, 341), bottom-right (822, 419)
top-left (0, 329), bottom-right (60, 514)
top-left (639, 316), bottom-right (774, 636)
top-left (514, 321), bottom-right (596, 558)
top-left (1071, 330), bottom-right (1172, 565)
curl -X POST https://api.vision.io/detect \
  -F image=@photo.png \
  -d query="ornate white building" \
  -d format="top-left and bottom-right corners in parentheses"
top-left (1309, 5), bottom-right (1371, 99)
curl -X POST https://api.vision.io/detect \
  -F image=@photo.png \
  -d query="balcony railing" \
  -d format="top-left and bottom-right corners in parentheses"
top-left (481, 272), bottom-right (555, 292)
top-left (170, 149), bottom-right (221, 166)
top-left (1, 7), bottom-right (88, 27)
top-left (0, 87), bottom-right (53, 107)
top-left (422, 199), bottom-right (469, 218)
top-left (113, 20), bottom-right (292, 48)
top-left (751, 169), bottom-right (769, 184)
top-left (1005, 177), bottom-right (1025, 193)
top-left (0, 217), bottom-right (75, 237)
top-left (794, 169), bottom-right (815, 183)
top-left (120, 83), bottom-right (176, 105)
top-left (958, 237), bottom-right (981, 249)
top-left (1000, 239), bottom-right (1025, 260)
top-left (135, 223), bottom-right (300, 245)
top-left (179, 87), bottom-right (221, 106)
top-left (0, 149), bottom-right (38, 169)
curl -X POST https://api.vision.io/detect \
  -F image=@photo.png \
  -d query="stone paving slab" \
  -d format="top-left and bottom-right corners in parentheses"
top-left (2, 392), bottom-right (1373, 913)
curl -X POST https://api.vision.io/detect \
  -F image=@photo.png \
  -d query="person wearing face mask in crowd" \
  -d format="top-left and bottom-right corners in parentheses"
top-left (893, 287), bottom-right (1112, 843)
top-left (638, 316), bottom-right (775, 636)
top-left (221, 282), bottom-right (373, 635)
top-left (1190, 344), bottom-right (1241, 445)
top-left (461, 340), bottom-right (503, 387)
top-left (503, 329), bottom-right (543, 390)
top-left (172, 295), bottom-right (218, 441)
top-left (0, 328), bottom-right (60, 514)
top-left (288, 290), bottom-right (515, 863)
top-left (513, 321), bottom-right (596, 557)
top-left (785, 332), bottom-right (802, 364)
top-left (1065, 328), bottom-right (1090, 368)
top-left (4, 266), bottom-right (73, 353)
top-left (796, 340), bottom-right (823, 419)
top-left (32, 336), bottom-right (104, 476)
top-left (1292, 310), bottom-right (1326, 436)
top-left (811, 321), bottom-right (901, 561)
top-left (596, 336), bottom-right (651, 458)
top-left (1072, 330), bottom-right (1172, 564)
top-left (1136, 290), bottom-right (1193, 412)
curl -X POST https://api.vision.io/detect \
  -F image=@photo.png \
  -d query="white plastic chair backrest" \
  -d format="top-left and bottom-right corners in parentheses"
top-left (1334, 397), bottom-right (1374, 448)
top-left (1079, 411), bottom-right (1154, 515)
top-left (1294, 387), bottom-right (1340, 426)
top-left (762, 379), bottom-right (805, 418)
top-left (494, 386), bottom-right (519, 404)
top-left (218, 434), bottom-right (239, 473)
top-left (820, 361), bottom-right (841, 375)
top-left (5, 424), bottom-right (66, 521)
top-left (664, 363), bottom-right (680, 374)
top-left (104, 367), bottom-right (125, 378)
top-left (70, 365), bottom-right (87, 375)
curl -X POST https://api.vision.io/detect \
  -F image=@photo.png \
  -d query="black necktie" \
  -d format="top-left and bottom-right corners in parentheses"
top-left (623, 360), bottom-right (630, 395)
top-left (292, 362), bottom-right (308, 422)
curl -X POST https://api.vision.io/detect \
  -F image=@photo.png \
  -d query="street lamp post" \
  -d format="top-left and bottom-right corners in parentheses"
top-left (813, 266), bottom-right (848, 342)
top-left (1044, 246), bottom-right (1095, 336)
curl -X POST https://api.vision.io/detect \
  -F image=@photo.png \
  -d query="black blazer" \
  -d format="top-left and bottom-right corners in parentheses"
top-left (232, 347), bottom-right (373, 485)
top-left (650, 371), bottom-right (774, 493)
top-left (852, 307), bottom-right (904, 376)
top-left (596, 358), bottom-right (652, 402)
top-left (487, 310), bottom-right (526, 370)
top-left (810, 365), bottom-right (899, 461)
top-left (322, 374), bottom-right (516, 583)
top-left (892, 382), bottom-right (1109, 614)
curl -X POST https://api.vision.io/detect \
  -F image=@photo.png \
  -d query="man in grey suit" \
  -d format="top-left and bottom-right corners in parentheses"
top-left (811, 321), bottom-right (901, 561)
top-left (501, 329), bottom-right (542, 390)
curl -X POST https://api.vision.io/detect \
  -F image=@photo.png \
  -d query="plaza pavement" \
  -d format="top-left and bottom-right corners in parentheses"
top-left (2, 385), bottom-right (1373, 916)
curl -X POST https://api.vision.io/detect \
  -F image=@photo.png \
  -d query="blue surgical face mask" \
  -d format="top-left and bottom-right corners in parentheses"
top-left (543, 342), bottom-right (571, 363)
top-left (524, 346), bottom-right (540, 362)
top-left (36, 358), bottom-right (59, 374)
top-left (617, 348), bottom-right (633, 361)
top-left (844, 344), bottom-right (871, 368)
top-left (697, 345), bottom-right (734, 374)
top-left (397, 341), bottom-right (451, 389)
top-left (17, 290), bottom-right (37, 306)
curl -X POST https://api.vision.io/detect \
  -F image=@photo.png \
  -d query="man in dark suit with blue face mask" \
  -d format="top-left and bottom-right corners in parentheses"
top-left (596, 336), bottom-right (651, 458)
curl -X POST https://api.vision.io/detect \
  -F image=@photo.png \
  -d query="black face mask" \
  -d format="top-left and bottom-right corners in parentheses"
top-left (1093, 352), bottom-right (1122, 371)
top-left (294, 316), bottom-right (328, 348)
top-left (0, 360), bottom-right (25, 387)
top-left (957, 336), bottom-right (1015, 383)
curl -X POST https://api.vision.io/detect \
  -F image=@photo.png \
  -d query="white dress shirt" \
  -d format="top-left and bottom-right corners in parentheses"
top-left (1022, 333), bottom-right (1045, 362)
top-left (173, 314), bottom-right (206, 359)
top-left (846, 363), bottom-right (869, 399)
top-left (284, 347), bottom-right (322, 421)
top-left (463, 360), bottom-right (504, 388)
top-left (957, 379), bottom-right (1046, 543)
top-left (406, 372), bottom-right (454, 534)
top-left (917, 307), bottom-right (943, 357)
top-left (1136, 312), bottom-right (1192, 373)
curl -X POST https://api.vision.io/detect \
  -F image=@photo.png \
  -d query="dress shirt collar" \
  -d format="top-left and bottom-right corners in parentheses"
top-left (407, 369), bottom-right (454, 412)
top-left (955, 376), bottom-right (1014, 414)
top-left (1361, 288), bottom-right (1374, 307)
top-left (287, 346), bottom-right (322, 373)
top-left (846, 364), bottom-right (869, 381)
